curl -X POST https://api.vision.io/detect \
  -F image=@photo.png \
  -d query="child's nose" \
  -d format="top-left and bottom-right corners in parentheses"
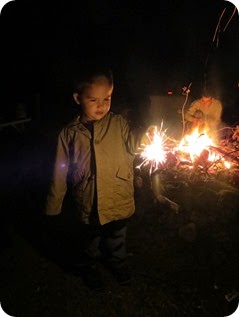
top-left (97, 100), bottom-right (104, 107)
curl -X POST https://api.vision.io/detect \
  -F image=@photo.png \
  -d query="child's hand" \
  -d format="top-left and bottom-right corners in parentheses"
top-left (144, 125), bottom-right (161, 143)
top-left (140, 125), bottom-right (161, 147)
top-left (134, 175), bottom-right (143, 188)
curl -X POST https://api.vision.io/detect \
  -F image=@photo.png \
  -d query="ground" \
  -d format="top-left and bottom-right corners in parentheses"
top-left (0, 124), bottom-right (239, 317)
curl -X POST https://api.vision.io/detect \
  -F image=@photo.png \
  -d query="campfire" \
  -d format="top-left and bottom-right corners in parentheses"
top-left (138, 123), bottom-right (239, 172)
top-left (176, 127), bottom-right (231, 171)
top-left (136, 123), bottom-right (239, 198)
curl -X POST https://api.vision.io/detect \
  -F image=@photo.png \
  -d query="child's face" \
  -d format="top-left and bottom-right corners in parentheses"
top-left (75, 78), bottom-right (113, 123)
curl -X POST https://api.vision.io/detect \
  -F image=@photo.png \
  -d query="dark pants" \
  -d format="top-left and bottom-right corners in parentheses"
top-left (82, 219), bottom-right (128, 269)
top-left (42, 212), bottom-right (129, 270)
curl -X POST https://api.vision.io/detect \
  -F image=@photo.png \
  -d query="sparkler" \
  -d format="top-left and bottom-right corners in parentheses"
top-left (137, 122), bottom-right (171, 174)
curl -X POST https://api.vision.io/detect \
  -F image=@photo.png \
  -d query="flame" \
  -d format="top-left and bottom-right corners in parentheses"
top-left (177, 128), bottom-right (230, 168)
top-left (178, 128), bottom-right (216, 161)
top-left (138, 125), bottom-right (231, 173)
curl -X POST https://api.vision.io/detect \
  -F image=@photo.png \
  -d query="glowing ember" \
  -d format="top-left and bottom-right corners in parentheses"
top-left (224, 161), bottom-right (231, 169)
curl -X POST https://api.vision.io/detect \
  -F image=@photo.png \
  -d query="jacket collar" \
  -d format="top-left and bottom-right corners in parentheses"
top-left (67, 112), bottom-right (112, 134)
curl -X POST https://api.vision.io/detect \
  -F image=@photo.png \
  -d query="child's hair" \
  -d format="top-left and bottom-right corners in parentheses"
top-left (72, 62), bottom-right (114, 94)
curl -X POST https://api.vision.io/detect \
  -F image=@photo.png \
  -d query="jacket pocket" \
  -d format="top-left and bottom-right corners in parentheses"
top-left (116, 165), bottom-right (133, 181)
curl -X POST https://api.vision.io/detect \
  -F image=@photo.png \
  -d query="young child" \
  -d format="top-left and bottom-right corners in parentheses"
top-left (44, 63), bottom-right (144, 289)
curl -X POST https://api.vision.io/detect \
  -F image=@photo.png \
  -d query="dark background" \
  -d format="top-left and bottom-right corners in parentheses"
top-left (1, 0), bottom-right (239, 128)
top-left (1, 2), bottom-right (239, 316)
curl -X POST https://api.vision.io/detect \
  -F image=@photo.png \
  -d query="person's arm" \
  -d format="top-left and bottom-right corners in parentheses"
top-left (185, 101), bottom-right (198, 122)
top-left (45, 129), bottom-right (70, 215)
top-left (185, 100), bottom-right (205, 129)
top-left (119, 114), bottom-right (146, 154)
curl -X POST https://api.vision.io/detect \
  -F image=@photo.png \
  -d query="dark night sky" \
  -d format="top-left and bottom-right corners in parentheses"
top-left (1, 0), bottom-right (239, 123)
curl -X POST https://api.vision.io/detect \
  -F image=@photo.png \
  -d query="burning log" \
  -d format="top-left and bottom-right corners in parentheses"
top-left (232, 125), bottom-right (239, 143)
top-left (194, 149), bottom-right (209, 167)
top-left (209, 146), bottom-right (239, 166)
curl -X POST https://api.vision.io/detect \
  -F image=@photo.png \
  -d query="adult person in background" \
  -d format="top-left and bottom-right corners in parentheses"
top-left (185, 87), bottom-right (223, 140)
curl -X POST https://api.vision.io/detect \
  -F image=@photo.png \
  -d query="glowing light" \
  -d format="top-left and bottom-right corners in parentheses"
top-left (178, 128), bottom-right (216, 161)
top-left (224, 160), bottom-right (231, 169)
top-left (137, 124), bottom-right (169, 173)
top-left (137, 125), bottom-right (231, 173)
top-left (177, 127), bottom-right (230, 167)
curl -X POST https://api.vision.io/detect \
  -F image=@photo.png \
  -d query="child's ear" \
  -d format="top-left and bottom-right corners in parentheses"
top-left (73, 93), bottom-right (80, 105)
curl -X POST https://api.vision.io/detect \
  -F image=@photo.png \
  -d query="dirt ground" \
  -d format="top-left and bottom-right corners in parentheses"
top-left (1, 125), bottom-right (239, 317)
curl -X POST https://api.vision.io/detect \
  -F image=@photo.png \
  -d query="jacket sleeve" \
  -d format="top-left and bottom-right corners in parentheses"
top-left (45, 129), bottom-right (70, 215)
top-left (185, 100), bottom-right (199, 122)
top-left (120, 115), bottom-right (146, 155)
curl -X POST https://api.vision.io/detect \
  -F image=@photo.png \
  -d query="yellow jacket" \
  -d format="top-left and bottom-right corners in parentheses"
top-left (185, 98), bottom-right (222, 134)
top-left (45, 112), bottom-right (143, 225)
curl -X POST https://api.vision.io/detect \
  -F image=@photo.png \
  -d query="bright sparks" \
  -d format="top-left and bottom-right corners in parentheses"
top-left (137, 124), bottom-right (169, 173)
